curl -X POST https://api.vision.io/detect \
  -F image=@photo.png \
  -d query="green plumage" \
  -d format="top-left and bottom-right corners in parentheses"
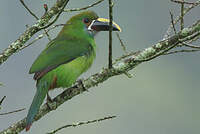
top-left (26, 11), bottom-right (98, 131)
top-left (26, 10), bottom-right (121, 131)
top-left (29, 11), bottom-right (98, 75)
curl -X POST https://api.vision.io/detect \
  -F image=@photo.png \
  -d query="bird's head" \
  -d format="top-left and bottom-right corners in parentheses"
top-left (64, 11), bottom-right (121, 37)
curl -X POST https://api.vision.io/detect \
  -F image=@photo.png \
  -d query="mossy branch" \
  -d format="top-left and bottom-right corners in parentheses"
top-left (0, 0), bottom-right (70, 66)
top-left (1, 19), bottom-right (200, 134)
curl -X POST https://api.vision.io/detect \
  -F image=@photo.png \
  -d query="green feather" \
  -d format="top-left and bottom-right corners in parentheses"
top-left (29, 36), bottom-right (95, 74)
top-left (26, 11), bottom-right (98, 130)
top-left (26, 80), bottom-right (49, 131)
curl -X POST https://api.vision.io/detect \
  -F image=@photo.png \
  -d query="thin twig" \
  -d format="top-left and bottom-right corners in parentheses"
top-left (0, 108), bottom-right (25, 116)
top-left (164, 0), bottom-right (200, 39)
top-left (19, 0), bottom-right (39, 20)
top-left (42, 4), bottom-right (52, 41)
top-left (182, 31), bottom-right (200, 46)
top-left (116, 33), bottom-right (128, 53)
top-left (171, 0), bottom-right (200, 5)
top-left (19, 0), bottom-right (51, 41)
top-left (169, 11), bottom-right (177, 34)
top-left (0, 96), bottom-right (6, 106)
top-left (0, 0), bottom-right (70, 66)
top-left (64, 0), bottom-right (104, 12)
top-left (19, 34), bottom-right (44, 50)
top-left (39, 1), bottom-right (69, 30)
top-left (108, 0), bottom-right (113, 69)
top-left (180, 0), bottom-right (184, 30)
top-left (47, 116), bottom-right (116, 134)
top-left (136, 9), bottom-right (187, 62)
top-left (185, 32), bottom-right (200, 44)
top-left (44, 30), bottom-right (52, 41)
top-left (182, 43), bottom-right (200, 49)
top-left (180, 30), bottom-right (200, 42)
top-left (164, 49), bottom-right (200, 55)
top-left (1, 19), bottom-right (200, 134)
top-left (19, 24), bottom-right (66, 50)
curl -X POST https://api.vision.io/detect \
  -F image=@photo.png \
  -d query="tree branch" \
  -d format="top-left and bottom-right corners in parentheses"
top-left (64, 0), bottom-right (104, 12)
top-left (180, 0), bottom-right (185, 30)
top-left (164, 48), bottom-right (200, 55)
top-left (19, 24), bottom-right (66, 50)
top-left (171, 0), bottom-right (200, 5)
top-left (0, 108), bottom-right (25, 116)
top-left (108, 0), bottom-right (113, 68)
top-left (1, 19), bottom-right (199, 134)
top-left (0, 0), bottom-right (70, 66)
top-left (164, 0), bottom-right (200, 39)
top-left (116, 33), bottom-right (128, 53)
top-left (47, 115), bottom-right (116, 134)
top-left (19, 0), bottom-right (39, 20)
top-left (0, 96), bottom-right (6, 107)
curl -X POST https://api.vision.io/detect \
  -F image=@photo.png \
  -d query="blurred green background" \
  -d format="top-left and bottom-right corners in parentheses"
top-left (0, 0), bottom-right (200, 134)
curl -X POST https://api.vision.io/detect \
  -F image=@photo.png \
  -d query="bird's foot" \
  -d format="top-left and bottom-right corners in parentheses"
top-left (76, 79), bottom-right (88, 92)
top-left (46, 92), bottom-right (53, 110)
top-left (47, 92), bottom-right (53, 102)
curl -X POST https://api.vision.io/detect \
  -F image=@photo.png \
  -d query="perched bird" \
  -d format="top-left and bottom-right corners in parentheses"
top-left (26, 11), bottom-right (121, 131)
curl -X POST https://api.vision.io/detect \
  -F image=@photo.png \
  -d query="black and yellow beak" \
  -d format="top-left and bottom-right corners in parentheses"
top-left (88, 18), bottom-right (121, 32)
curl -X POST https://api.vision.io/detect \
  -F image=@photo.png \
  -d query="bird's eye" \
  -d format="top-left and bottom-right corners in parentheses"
top-left (83, 18), bottom-right (90, 24)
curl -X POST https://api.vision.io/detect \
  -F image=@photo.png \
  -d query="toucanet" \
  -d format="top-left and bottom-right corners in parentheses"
top-left (26, 11), bottom-right (121, 131)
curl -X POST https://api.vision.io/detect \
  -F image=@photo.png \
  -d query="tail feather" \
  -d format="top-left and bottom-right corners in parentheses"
top-left (26, 81), bottom-right (48, 131)
top-left (26, 124), bottom-right (31, 131)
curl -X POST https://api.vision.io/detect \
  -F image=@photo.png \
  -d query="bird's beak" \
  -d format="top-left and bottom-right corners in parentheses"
top-left (88, 18), bottom-right (121, 32)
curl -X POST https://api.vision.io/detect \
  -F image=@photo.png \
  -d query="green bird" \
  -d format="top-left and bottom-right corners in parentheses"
top-left (25, 11), bottom-right (121, 131)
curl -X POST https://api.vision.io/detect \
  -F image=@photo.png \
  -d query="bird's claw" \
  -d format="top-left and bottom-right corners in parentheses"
top-left (46, 92), bottom-right (53, 110)
top-left (76, 79), bottom-right (88, 92)
top-left (47, 92), bottom-right (53, 102)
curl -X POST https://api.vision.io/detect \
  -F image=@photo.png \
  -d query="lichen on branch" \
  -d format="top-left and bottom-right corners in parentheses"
top-left (1, 19), bottom-right (200, 134)
top-left (0, 0), bottom-right (70, 65)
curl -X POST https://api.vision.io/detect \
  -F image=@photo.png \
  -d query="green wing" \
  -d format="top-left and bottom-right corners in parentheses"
top-left (29, 36), bottom-right (93, 75)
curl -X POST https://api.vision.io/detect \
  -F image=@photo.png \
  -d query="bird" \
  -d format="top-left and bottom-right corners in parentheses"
top-left (25, 11), bottom-right (121, 131)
